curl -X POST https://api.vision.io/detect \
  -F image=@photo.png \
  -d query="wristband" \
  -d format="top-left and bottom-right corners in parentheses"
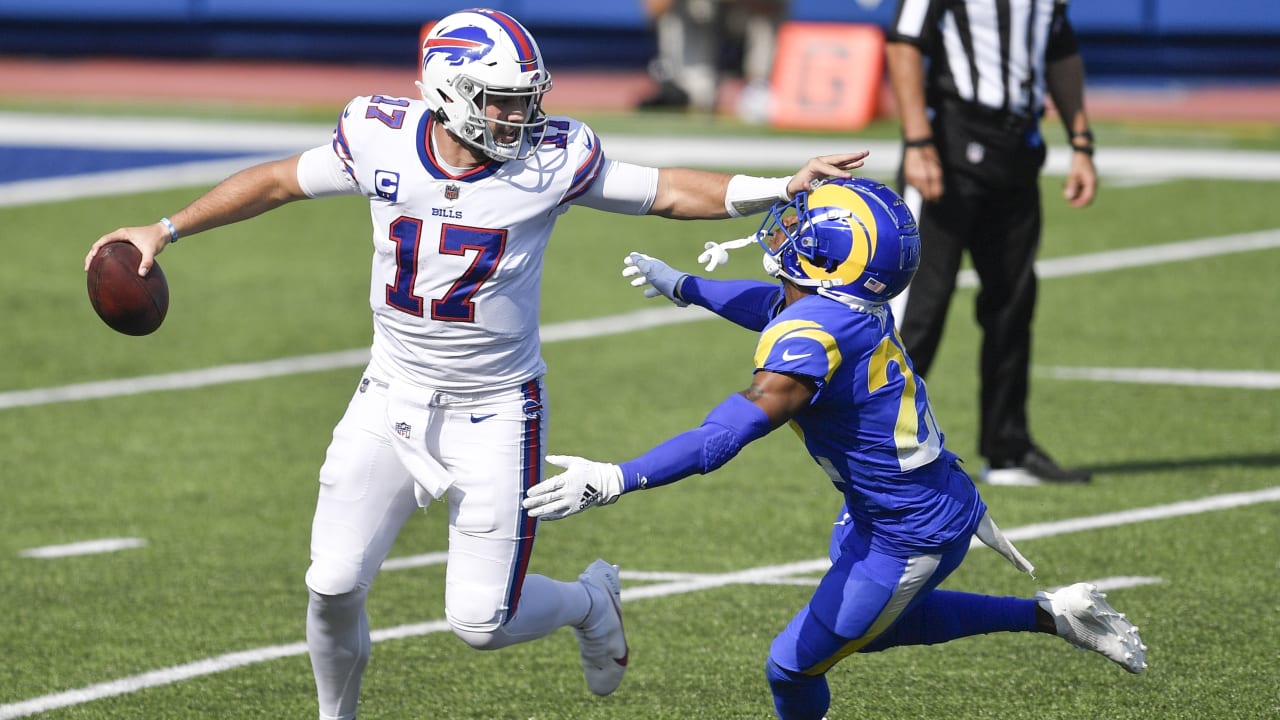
top-left (725, 174), bottom-right (793, 218)
top-left (1070, 129), bottom-right (1094, 143)
top-left (902, 136), bottom-right (934, 149)
top-left (1071, 145), bottom-right (1095, 157)
top-left (159, 216), bottom-right (179, 244)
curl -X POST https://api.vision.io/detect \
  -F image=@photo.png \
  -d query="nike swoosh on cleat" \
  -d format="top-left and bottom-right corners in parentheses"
top-left (469, 413), bottom-right (497, 423)
top-left (608, 592), bottom-right (628, 666)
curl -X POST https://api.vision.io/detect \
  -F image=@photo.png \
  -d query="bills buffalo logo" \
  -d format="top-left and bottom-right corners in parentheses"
top-left (423, 26), bottom-right (495, 68)
top-left (522, 399), bottom-right (543, 420)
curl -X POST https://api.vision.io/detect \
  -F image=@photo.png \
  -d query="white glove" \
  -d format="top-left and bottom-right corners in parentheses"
top-left (697, 235), bottom-right (758, 272)
top-left (622, 252), bottom-right (688, 307)
top-left (523, 454), bottom-right (625, 521)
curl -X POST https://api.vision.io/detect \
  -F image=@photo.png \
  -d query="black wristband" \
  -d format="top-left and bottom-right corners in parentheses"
top-left (1072, 144), bottom-right (1095, 157)
top-left (903, 136), bottom-right (934, 149)
top-left (1070, 129), bottom-right (1094, 143)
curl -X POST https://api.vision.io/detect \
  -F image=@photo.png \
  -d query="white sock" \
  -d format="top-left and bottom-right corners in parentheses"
top-left (509, 573), bottom-right (594, 634)
top-left (307, 588), bottom-right (369, 720)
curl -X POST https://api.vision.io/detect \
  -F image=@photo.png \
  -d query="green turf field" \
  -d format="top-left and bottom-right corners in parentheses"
top-left (1, 109), bottom-right (1277, 719)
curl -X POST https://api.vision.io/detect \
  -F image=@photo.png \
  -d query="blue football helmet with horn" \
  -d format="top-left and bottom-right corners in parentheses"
top-left (756, 177), bottom-right (921, 305)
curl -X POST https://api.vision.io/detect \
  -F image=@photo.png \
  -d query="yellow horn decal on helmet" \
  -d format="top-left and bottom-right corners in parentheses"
top-left (795, 184), bottom-right (877, 284)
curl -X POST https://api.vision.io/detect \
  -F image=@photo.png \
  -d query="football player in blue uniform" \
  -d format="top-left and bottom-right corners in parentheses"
top-left (523, 178), bottom-right (1146, 719)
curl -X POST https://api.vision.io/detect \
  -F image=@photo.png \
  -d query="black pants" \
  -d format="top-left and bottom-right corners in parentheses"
top-left (898, 167), bottom-right (1042, 464)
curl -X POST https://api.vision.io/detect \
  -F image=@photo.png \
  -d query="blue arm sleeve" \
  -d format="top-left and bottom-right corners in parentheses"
top-left (678, 277), bottom-right (782, 332)
top-left (617, 393), bottom-right (774, 493)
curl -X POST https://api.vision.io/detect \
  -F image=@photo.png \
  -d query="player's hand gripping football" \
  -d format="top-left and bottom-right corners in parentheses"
top-left (523, 455), bottom-right (624, 520)
top-left (622, 252), bottom-right (689, 306)
top-left (85, 222), bottom-right (172, 277)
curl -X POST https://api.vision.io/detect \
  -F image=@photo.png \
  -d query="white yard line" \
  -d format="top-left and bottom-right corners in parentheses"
top-left (2, 229), bottom-right (1276, 412)
top-left (956, 227), bottom-right (1280, 289)
top-left (1, 485), bottom-right (1275, 719)
top-left (0, 307), bottom-right (708, 410)
top-left (18, 538), bottom-right (147, 559)
top-left (1043, 366), bottom-right (1280, 389)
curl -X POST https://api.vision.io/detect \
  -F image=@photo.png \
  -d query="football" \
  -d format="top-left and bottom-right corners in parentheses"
top-left (86, 241), bottom-right (169, 336)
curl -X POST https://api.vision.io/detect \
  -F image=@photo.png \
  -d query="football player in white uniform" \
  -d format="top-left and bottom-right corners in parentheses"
top-left (86, 8), bottom-right (866, 719)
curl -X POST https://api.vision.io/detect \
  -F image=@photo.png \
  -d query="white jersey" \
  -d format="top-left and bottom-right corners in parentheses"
top-left (298, 95), bottom-right (638, 391)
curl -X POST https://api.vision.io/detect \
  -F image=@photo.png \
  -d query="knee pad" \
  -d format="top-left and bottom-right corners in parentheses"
top-left (306, 516), bottom-right (372, 597)
top-left (765, 657), bottom-right (830, 720)
top-left (447, 614), bottom-right (514, 652)
top-left (444, 579), bottom-right (508, 648)
top-left (765, 656), bottom-right (805, 685)
top-left (306, 558), bottom-right (367, 597)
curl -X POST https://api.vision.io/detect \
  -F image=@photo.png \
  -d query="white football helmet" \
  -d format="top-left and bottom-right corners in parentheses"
top-left (416, 9), bottom-right (553, 161)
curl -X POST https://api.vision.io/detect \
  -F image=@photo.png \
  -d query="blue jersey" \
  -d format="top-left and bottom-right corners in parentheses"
top-left (745, 285), bottom-right (983, 552)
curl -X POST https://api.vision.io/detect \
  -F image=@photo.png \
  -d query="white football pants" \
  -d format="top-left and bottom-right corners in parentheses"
top-left (305, 367), bottom-right (592, 719)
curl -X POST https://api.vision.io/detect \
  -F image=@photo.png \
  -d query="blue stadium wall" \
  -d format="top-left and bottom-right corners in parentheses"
top-left (1, 0), bottom-right (1277, 79)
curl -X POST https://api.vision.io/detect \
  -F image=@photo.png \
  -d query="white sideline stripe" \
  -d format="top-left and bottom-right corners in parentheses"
top-left (18, 538), bottom-right (147, 559)
top-left (1, 486), bottom-right (1274, 719)
top-left (4, 141), bottom-right (1277, 206)
top-left (4, 112), bottom-right (1280, 183)
top-left (1044, 366), bottom-right (1280, 389)
top-left (1, 229), bottom-right (1275, 412)
top-left (0, 113), bottom-right (330, 151)
top-left (0, 155), bottom-right (280, 209)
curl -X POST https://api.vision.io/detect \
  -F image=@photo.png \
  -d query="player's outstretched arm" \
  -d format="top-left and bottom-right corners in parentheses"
top-left (85, 155), bottom-right (308, 277)
top-left (647, 152), bottom-right (868, 220)
top-left (621, 251), bottom-right (780, 331)
top-left (524, 372), bottom-right (814, 521)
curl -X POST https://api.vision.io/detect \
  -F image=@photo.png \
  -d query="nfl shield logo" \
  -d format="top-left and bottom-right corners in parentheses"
top-left (394, 421), bottom-right (412, 439)
top-left (966, 142), bottom-right (985, 165)
top-left (444, 183), bottom-right (460, 200)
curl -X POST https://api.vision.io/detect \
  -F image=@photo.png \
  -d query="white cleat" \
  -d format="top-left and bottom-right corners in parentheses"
top-left (1037, 582), bottom-right (1148, 674)
top-left (574, 559), bottom-right (629, 695)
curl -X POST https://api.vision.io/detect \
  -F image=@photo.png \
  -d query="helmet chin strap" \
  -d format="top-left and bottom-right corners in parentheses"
top-left (817, 287), bottom-right (884, 314)
top-left (762, 252), bottom-right (782, 277)
top-left (768, 257), bottom-right (881, 315)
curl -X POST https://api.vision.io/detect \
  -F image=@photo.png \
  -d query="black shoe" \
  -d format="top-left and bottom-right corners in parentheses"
top-left (636, 81), bottom-right (690, 111)
top-left (982, 445), bottom-right (1092, 485)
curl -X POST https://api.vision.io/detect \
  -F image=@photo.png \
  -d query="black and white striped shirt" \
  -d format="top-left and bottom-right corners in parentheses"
top-left (889, 0), bottom-right (1079, 117)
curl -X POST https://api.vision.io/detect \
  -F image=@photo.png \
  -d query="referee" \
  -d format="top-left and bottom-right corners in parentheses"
top-left (886, 0), bottom-right (1097, 485)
